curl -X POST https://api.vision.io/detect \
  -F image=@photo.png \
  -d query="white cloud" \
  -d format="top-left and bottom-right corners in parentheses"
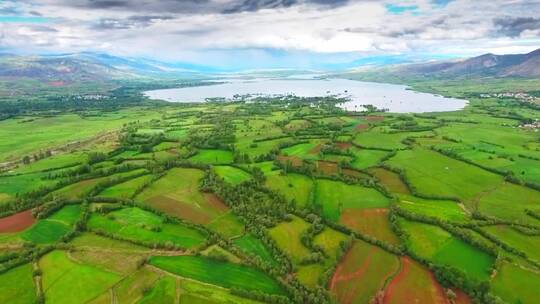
top-left (1, 0), bottom-right (539, 66)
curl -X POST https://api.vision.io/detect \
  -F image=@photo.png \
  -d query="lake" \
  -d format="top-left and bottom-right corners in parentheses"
top-left (144, 77), bottom-right (468, 113)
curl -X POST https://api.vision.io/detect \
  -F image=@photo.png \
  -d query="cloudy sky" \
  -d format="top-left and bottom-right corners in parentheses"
top-left (1, 0), bottom-right (539, 70)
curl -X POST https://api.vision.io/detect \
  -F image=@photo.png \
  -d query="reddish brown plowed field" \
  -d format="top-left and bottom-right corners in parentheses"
top-left (366, 116), bottom-right (385, 122)
top-left (340, 208), bottom-right (400, 246)
top-left (383, 257), bottom-right (453, 304)
top-left (0, 210), bottom-right (35, 233)
top-left (309, 144), bottom-right (323, 154)
top-left (331, 246), bottom-right (376, 289)
top-left (355, 124), bottom-right (369, 131)
top-left (330, 241), bottom-right (400, 304)
top-left (277, 155), bottom-right (303, 167)
top-left (317, 161), bottom-right (339, 175)
top-left (204, 193), bottom-right (228, 212)
top-left (336, 142), bottom-right (352, 150)
top-left (147, 195), bottom-right (212, 225)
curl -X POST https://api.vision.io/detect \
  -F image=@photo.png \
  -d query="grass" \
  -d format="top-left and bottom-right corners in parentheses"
top-left (113, 267), bottom-right (161, 303)
top-left (386, 148), bottom-right (502, 201)
top-left (149, 255), bottom-right (284, 295)
top-left (476, 182), bottom-right (540, 225)
top-left (400, 220), bottom-right (494, 281)
top-left (214, 166), bottom-right (251, 185)
top-left (397, 194), bottom-right (469, 223)
top-left (314, 179), bottom-right (390, 222)
top-left (369, 167), bottom-right (410, 194)
top-left (482, 225), bottom-right (540, 263)
top-left (189, 149), bottom-right (234, 164)
top-left (491, 262), bottom-right (540, 304)
top-left (136, 168), bottom-right (227, 224)
top-left (265, 172), bottom-right (314, 207)
top-left (0, 109), bottom-right (161, 162)
top-left (233, 234), bottom-right (276, 265)
top-left (87, 207), bottom-right (207, 249)
top-left (353, 127), bottom-right (434, 150)
top-left (351, 148), bottom-right (389, 169)
top-left (98, 174), bottom-right (153, 199)
top-left (206, 211), bottom-right (245, 238)
top-left (268, 216), bottom-right (311, 263)
top-left (0, 264), bottom-right (36, 304)
top-left (281, 141), bottom-right (323, 159)
top-left (139, 275), bottom-right (177, 304)
top-left (40, 250), bottom-right (122, 304)
top-left (21, 204), bottom-right (81, 244)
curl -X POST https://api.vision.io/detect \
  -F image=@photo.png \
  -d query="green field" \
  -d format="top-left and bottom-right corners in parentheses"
top-left (265, 172), bottom-right (314, 207)
top-left (136, 168), bottom-right (227, 224)
top-left (233, 234), bottom-right (276, 264)
top-left (98, 174), bottom-right (153, 199)
top-left (268, 216), bottom-right (311, 263)
top-left (214, 166), bottom-right (251, 185)
top-left (20, 204), bottom-right (81, 244)
top-left (0, 264), bottom-right (36, 304)
top-left (313, 179), bottom-right (390, 221)
top-left (87, 207), bottom-right (207, 249)
top-left (400, 220), bottom-right (494, 281)
top-left (491, 262), bottom-right (540, 304)
top-left (149, 255), bottom-right (284, 295)
top-left (386, 148), bottom-right (503, 201)
top-left (189, 149), bottom-right (234, 164)
top-left (2, 80), bottom-right (540, 303)
top-left (40, 250), bottom-right (122, 303)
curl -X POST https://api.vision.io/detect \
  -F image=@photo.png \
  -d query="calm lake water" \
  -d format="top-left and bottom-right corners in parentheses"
top-left (144, 78), bottom-right (468, 113)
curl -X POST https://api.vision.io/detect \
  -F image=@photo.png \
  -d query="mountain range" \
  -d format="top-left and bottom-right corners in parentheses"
top-left (390, 48), bottom-right (540, 78)
top-left (0, 48), bottom-right (539, 87)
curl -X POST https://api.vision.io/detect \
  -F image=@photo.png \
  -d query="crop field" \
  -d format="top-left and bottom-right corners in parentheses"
top-left (40, 250), bottom-right (122, 303)
top-left (482, 225), bottom-right (540, 262)
top-left (149, 255), bottom-right (285, 295)
top-left (233, 234), bottom-right (276, 263)
top-left (265, 171), bottom-right (314, 207)
top-left (383, 257), bottom-right (455, 304)
top-left (136, 167), bottom-right (228, 224)
top-left (397, 195), bottom-right (469, 223)
top-left (87, 207), bottom-right (207, 249)
top-left (214, 165), bottom-right (251, 185)
top-left (1, 88), bottom-right (540, 303)
top-left (330, 240), bottom-right (400, 304)
top-left (339, 208), bottom-right (400, 245)
top-left (189, 149), bottom-right (234, 164)
top-left (269, 216), bottom-right (311, 263)
top-left (0, 109), bottom-right (162, 162)
top-left (400, 220), bottom-right (494, 281)
top-left (491, 262), bottom-right (539, 304)
top-left (314, 179), bottom-right (390, 221)
top-left (386, 148), bottom-right (503, 201)
top-left (97, 174), bottom-right (153, 199)
top-left (0, 264), bottom-right (36, 304)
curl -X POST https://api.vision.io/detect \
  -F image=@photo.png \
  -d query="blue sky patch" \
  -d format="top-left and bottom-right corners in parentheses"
top-left (385, 4), bottom-right (419, 15)
top-left (0, 16), bottom-right (49, 23)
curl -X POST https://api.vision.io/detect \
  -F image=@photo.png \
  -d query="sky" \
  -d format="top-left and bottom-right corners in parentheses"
top-left (0, 0), bottom-right (539, 70)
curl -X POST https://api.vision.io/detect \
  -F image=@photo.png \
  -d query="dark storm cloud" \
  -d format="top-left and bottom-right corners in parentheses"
top-left (92, 15), bottom-right (173, 30)
top-left (493, 17), bottom-right (540, 37)
top-left (223, 0), bottom-right (349, 14)
top-left (25, 0), bottom-right (348, 15)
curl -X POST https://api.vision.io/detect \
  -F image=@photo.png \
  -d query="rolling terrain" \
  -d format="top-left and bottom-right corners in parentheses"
top-left (0, 80), bottom-right (539, 303)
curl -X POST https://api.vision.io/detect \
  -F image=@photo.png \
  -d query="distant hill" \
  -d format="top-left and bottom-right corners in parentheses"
top-left (0, 53), bottom-right (208, 84)
top-left (391, 48), bottom-right (540, 78)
